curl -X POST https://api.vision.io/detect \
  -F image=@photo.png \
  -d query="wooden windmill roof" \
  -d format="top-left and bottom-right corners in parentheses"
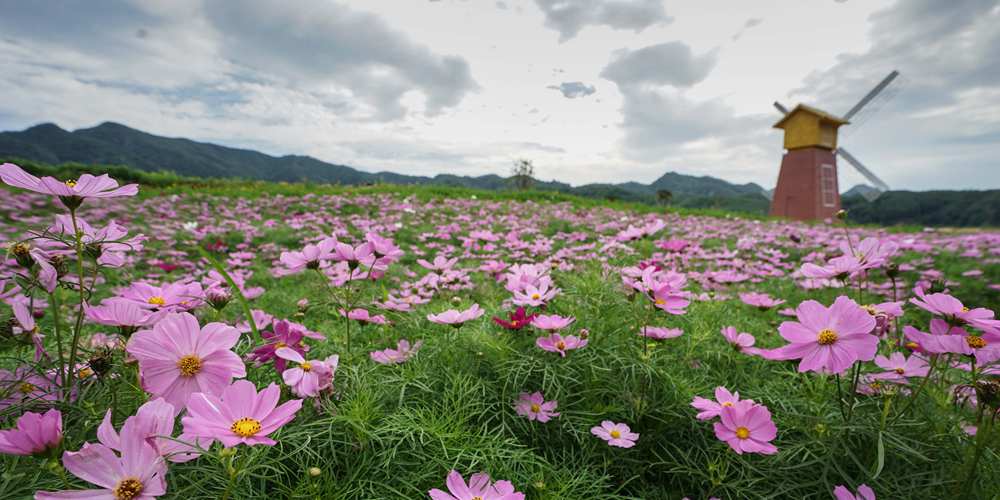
top-left (773, 104), bottom-right (850, 129)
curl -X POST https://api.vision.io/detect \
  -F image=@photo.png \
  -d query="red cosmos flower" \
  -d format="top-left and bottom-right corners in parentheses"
top-left (493, 307), bottom-right (538, 330)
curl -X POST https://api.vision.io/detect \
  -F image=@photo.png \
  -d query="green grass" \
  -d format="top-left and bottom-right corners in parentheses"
top-left (1, 181), bottom-right (998, 499)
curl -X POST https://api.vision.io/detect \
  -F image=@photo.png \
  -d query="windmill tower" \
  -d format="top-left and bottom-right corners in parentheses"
top-left (769, 71), bottom-right (898, 220)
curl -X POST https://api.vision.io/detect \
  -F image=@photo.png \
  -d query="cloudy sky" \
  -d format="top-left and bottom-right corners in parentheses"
top-left (1, 0), bottom-right (997, 190)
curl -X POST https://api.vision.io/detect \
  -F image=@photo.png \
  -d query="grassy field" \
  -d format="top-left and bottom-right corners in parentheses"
top-left (1, 172), bottom-right (998, 499)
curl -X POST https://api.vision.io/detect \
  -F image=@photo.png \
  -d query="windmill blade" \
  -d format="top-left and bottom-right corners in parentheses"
top-left (773, 101), bottom-right (790, 115)
top-left (837, 147), bottom-right (890, 192)
top-left (843, 70), bottom-right (900, 121)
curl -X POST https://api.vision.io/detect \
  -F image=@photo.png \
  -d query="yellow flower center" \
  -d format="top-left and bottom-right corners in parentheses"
top-left (817, 329), bottom-right (838, 345)
top-left (895, 368), bottom-right (905, 375)
top-left (556, 340), bottom-right (567, 350)
top-left (78, 368), bottom-right (94, 379)
top-left (721, 401), bottom-right (734, 407)
top-left (904, 341), bottom-right (919, 350)
top-left (231, 417), bottom-right (262, 437)
top-left (510, 320), bottom-right (519, 327)
top-left (966, 336), bottom-right (987, 349)
top-left (654, 298), bottom-right (666, 305)
top-left (147, 296), bottom-right (166, 306)
top-left (113, 477), bottom-right (143, 500)
top-left (961, 306), bottom-right (970, 313)
top-left (274, 341), bottom-right (287, 349)
top-left (735, 426), bottom-right (750, 440)
top-left (531, 293), bottom-right (541, 300)
top-left (176, 355), bottom-right (202, 376)
top-left (300, 361), bottom-right (312, 372)
top-left (610, 430), bottom-right (621, 439)
top-left (862, 305), bottom-right (878, 315)
top-left (64, 179), bottom-right (77, 188)
top-left (530, 403), bottom-right (541, 413)
top-left (18, 382), bottom-right (36, 394)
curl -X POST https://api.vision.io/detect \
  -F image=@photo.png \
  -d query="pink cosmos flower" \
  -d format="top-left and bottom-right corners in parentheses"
top-left (514, 392), bottom-right (560, 422)
top-left (117, 281), bottom-right (204, 312)
top-left (536, 333), bottom-right (587, 357)
top-left (126, 312), bottom-right (246, 412)
top-left (871, 352), bottom-right (929, 382)
top-left (910, 289), bottom-right (999, 333)
top-left (840, 237), bottom-right (897, 270)
top-left (98, 398), bottom-right (204, 463)
top-left (833, 484), bottom-right (876, 500)
top-left (712, 400), bottom-right (778, 455)
top-left (275, 348), bottom-right (339, 398)
top-left (10, 301), bottom-right (47, 361)
top-left (365, 232), bottom-right (404, 264)
top-left (640, 326), bottom-right (683, 340)
top-left (332, 240), bottom-right (374, 268)
top-left (591, 421), bottom-right (639, 448)
top-left (182, 380), bottom-right (303, 447)
top-left (691, 387), bottom-right (753, 421)
top-left (247, 319), bottom-right (309, 373)
top-left (776, 296), bottom-right (878, 374)
top-left (801, 255), bottom-right (864, 281)
top-left (720, 326), bottom-right (755, 351)
top-left (85, 299), bottom-right (160, 333)
top-left (658, 239), bottom-right (691, 252)
top-left (739, 292), bottom-right (786, 310)
top-left (0, 408), bottom-right (61, 456)
top-left (428, 470), bottom-right (525, 500)
top-left (530, 314), bottom-right (575, 331)
top-left (903, 320), bottom-right (1000, 364)
top-left (275, 237), bottom-right (338, 276)
top-left (8, 243), bottom-right (58, 293)
top-left (493, 307), bottom-right (538, 330)
top-left (511, 281), bottom-right (559, 307)
top-left (341, 308), bottom-right (388, 325)
top-left (0, 367), bottom-right (62, 410)
top-left (370, 339), bottom-right (423, 365)
top-left (1, 162), bottom-right (138, 206)
top-left (48, 215), bottom-right (144, 268)
top-left (417, 255), bottom-right (459, 271)
top-left (427, 304), bottom-right (484, 327)
top-left (35, 419), bottom-right (167, 499)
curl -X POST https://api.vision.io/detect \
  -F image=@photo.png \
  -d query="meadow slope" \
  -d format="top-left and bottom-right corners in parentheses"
top-left (1, 173), bottom-right (999, 499)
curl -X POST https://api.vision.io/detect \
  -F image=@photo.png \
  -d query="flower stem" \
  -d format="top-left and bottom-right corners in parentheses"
top-left (891, 354), bottom-right (938, 424)
top-left (64, 209), bottom-right (88, 394)
top-left (48, 290), bottom-right (67, 392)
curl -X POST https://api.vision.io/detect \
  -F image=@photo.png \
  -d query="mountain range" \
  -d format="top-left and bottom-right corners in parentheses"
top-left (0, 122), bottom-right (770, 204)
top-left (2, 122), bottom-right (996, 226)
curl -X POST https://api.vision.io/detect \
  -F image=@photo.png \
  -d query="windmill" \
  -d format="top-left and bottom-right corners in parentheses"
top-left (767, 70), bottom-right (899, 220)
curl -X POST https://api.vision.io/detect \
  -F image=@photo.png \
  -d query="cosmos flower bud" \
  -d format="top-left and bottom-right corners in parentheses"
top-left (835, 209), bottom-right (848, 220)
top-left (578, 328), bottom-right (589, 339)
top-left (297, 298), bottom-right (310, 313)
top-left (975, 379), bottom-right (1000, 410)
top-left (928, 279), bottom-right (947, 294)
top-left (84, 242), bottom-right (103, 261)
top-left (450, 296), bottom-right (462, 306)
top-left (10, 241), bottom-right (34, 268)
top-left (206, 287), bottom-right (232, 311)
top-left (308, 467), bottom-right (322, 477)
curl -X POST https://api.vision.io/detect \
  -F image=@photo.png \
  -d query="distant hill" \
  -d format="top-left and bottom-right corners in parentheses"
top-left (843, 190), bottom-right (1000, 227)
top-left (1, 122), bottom-right (994, 226)
top-left (0, 122), bottom-right (762, 207)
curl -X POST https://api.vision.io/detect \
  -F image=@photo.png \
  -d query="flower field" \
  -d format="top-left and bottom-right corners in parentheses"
top-left (0, 163), bottom-right (998, 499)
